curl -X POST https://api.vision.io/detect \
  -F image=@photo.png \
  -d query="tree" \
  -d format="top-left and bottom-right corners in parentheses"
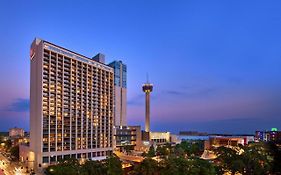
top-left (267, 141), bottom-right (281, 174)
top-left (123, 145), bottom-right (134, 154)
top-left (10, 145), bottom-right (19, 160)
top-left (156, 146), bottom-right (169, 158)
top-left (190, 158), bottom-right (217, 175)
top-left (173, 145), bottom-right (185, 157)
top-left (134, 158), bottom-right (158, 175)
top-left (107, 156), bottom-right (123, 175)
top-left (46, 164), bottom-right (79, 175)
top-left (4, 139), bottom-right (12, 151)
top-left (0, 135), bottom-right (3, 143)
top-left (242, 142), bottom-right (273, 175)
top-left (215, 146), bottom-right (240, 174)
top-left (81, 160), bottom-right (107, 175)
top-left (215, 143), bottom-right (274, 175)
top-left (46, 158), bottom-right (80, 175)
top-left (160, 157), bottom-right (216, 175)
top-left (160, 157), bottom-right (189, 175)
top-left (147, 145), bottom-right (156, 157)
top-left (173, 140), bottom-right (204, 157)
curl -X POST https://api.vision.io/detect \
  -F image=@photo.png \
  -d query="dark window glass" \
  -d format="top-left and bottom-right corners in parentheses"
top-left (43, 157), bottom-right (49, 163)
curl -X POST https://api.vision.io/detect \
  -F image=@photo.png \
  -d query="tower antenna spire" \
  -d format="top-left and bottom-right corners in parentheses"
top-left (146, 73), bottom-right (149, 83)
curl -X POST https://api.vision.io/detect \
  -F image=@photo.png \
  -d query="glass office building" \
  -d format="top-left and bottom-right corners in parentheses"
top-left (108, 61), bottom-right (127, 126)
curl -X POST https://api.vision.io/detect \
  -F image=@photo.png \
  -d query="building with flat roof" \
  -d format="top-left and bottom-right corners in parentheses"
top-left (150, 132), bottom-right (170, 144)
top-left (255, 128), bottom-right (281, 142)
top-left (113, 126), bottom-right (136, 150)
top-left (9, 127), bottom-right (24, 138)
top-left (29, 38), bottom-right (114, 169)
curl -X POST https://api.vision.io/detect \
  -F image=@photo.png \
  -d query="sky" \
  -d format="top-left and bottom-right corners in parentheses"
top-left (0, 0), bottom-right (281, 134)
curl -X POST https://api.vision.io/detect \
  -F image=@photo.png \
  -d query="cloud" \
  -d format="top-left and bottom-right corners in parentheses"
top-left (189, 87), bottom-right (217, 97)
top-left (3, 98), bottom-right (30, 112)
top-left (165, 90), bottom-right (185, 96)
top-left (164, 87), bottom-right (218, 98)
top-left (127, 94), bottom-right (144, 106)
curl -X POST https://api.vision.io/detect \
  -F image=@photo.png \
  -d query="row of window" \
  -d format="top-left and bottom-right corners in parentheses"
top-left (42, 150), bottom-right (112, 163)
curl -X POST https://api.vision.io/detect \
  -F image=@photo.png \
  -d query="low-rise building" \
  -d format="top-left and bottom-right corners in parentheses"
top-left (9, 127), bottom-right (24, 138)
top-left (150, 132), bottom-right (170, 144)
top-left (113, 126), bottom-right (142, 151)
top-left (19, 144), bottom-right (35, 172)
top-left (205, 134), bottom-right (255, 149)
top-left (255, 128), bottom-right (281, 142)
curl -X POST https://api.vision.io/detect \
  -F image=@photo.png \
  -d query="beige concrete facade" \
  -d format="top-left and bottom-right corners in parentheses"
top-left (150, 132), bottom-right (171, 144)
top-left (30, 38), bottom-right (114, 169)
top-left (114, 86), bottom-right (127, 126)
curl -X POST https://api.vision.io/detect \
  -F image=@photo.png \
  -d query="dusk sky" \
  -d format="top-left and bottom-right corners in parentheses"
top-left (0, 1), bottom-right (281, 134)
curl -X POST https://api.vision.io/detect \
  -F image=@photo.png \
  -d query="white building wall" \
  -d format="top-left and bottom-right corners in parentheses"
top-left (30, 39), bottom-right (44, 168)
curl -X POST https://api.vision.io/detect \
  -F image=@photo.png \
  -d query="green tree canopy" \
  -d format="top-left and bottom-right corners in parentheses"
top-left (107, 156), bottom-right (123, 175)
top-left (160, 157), bottom-right (216, 175)
top-left (10, 145), bottom-right (19, 160)
top-left (81, 160), bottom-right (107, 175)
top-left (147, 145), bottom-right (156, 158)
top-left (134, 158), bottom-right (159, 175)
top-left (46, 158), bottom-right (80, 175)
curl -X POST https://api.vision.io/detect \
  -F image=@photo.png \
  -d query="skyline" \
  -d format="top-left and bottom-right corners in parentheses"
top-left (0, 1), bottom-right (281, 134)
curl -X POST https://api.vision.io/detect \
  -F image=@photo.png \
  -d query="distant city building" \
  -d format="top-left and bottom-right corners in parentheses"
top-left (172, 131), bottom-right (209, 143)
top-left (9, 127), bottom-right (24, 138)
top-left (150, 132), bottom-right (171, 144)
top-left (179, 131), bottom-right (208, 136)
top-left (173, 135), bottom-right (210, 143)
top-left (203, 135), bottom-right (254, 150)
top-left (255, 128), bottom-right (281, 142)
top-left (29, 38), bottom-right (114, 169)
top-left (108, 61), bottom-right (127, 126)
top-left (171, 132), bottom-right (255, 149)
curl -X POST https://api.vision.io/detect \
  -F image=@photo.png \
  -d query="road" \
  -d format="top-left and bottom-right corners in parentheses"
top-left (0, 152), bottom-right (28, 175)
top-left (114, 151), bottom-right (144, 163)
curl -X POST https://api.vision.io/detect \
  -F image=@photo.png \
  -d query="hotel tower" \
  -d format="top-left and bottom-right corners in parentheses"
top-left (30, 38), bottom-right (114, 168)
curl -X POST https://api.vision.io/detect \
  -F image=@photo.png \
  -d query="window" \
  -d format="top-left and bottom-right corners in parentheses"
top-left (43, 157), bottom-right (49, 163)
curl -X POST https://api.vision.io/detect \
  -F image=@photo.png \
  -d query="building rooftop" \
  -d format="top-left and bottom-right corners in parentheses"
top-left (33, 38), bottom-right (113, 70)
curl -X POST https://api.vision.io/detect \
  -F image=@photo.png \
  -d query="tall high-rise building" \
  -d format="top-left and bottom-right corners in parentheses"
top-left (30, 38), bottom-right (114, 168)
top-left (108, 61), bottom-right (127, 126)
top-left (142, 80), bottom-right (153, 133)
top-left (108, 61), bottom-right (142, 151)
